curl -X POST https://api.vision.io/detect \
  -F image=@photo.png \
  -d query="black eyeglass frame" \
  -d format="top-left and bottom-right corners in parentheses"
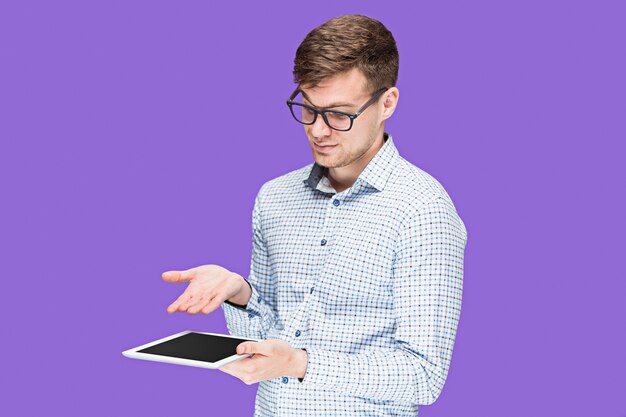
top-left (286, 87), bottom-right (388, 132)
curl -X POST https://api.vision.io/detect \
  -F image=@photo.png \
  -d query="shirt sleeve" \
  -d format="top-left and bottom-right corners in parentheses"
top-left (221, 184), bottom-right (278, 340)
top-left (299, 196), bottom-right (467, 405)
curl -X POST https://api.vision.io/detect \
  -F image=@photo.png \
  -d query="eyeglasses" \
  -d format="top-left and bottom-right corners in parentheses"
top-left (286, 87), bottom-right (387, 132)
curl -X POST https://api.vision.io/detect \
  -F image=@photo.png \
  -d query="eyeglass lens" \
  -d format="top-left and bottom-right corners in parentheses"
top-left (292, 104), bottom-right (352, 130)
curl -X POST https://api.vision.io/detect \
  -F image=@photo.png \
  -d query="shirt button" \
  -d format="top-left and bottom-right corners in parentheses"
top-left (320, 239), bottom-right (327, 246)
top-left (248, 313), bottom-right (255, 318)
top-left (282, 377), bottom-right (289, 384)
top-left (295, 330), bottom-right (301, 337)
top-left (310, 287), bottom-right (314, 294)
top-left (333, 199), bottom-right (340, 207)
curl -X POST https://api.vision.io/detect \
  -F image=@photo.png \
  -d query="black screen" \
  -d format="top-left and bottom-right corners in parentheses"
top-left (137, 332), bottom-right (253, 363)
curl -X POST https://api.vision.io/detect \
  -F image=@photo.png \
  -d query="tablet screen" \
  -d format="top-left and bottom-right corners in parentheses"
top-left (137, 332), bottom-right (252, 363)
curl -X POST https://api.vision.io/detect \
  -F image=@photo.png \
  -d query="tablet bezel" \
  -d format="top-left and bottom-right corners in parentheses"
top-left (122, 330), bottom-right (259, 369)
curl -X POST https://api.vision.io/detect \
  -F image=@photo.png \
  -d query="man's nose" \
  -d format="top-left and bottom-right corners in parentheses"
top-left (311, 113), bottom-right (331, 138)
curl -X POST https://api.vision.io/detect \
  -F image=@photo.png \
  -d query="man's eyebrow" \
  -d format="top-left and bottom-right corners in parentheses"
top-left (300, 91), bottom-right (355, 109)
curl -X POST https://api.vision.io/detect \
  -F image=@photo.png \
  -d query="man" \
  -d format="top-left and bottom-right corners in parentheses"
top-left (162, 14), bottom-right (467, 416)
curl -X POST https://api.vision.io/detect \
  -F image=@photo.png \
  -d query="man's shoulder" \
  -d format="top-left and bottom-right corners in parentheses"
top-left (388, 155), bottom-right (458, 211)
top-left (389, 156), bottom-right (467, 238)
top-left (257, 163), bottom-right (314, 197)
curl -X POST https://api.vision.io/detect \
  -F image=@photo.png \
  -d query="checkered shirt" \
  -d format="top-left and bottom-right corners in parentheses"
top-left (222, 133), bottom-right (468, 416)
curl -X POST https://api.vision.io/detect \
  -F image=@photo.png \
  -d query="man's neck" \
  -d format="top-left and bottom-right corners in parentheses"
top-left (327, 132), bottom-right (386, 193)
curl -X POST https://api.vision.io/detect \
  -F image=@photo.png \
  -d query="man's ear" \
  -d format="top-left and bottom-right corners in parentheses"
top-left (381, 87), bottom-right (399, 121)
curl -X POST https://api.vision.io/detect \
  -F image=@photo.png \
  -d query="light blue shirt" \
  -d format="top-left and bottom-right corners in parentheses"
top-left (222, 133), bottom-right (468, 416)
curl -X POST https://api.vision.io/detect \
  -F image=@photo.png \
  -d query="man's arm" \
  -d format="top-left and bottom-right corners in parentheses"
top-left (299, 197), bottom-right (467, 404)
top-left (222, 184), bottom-right (278, 340)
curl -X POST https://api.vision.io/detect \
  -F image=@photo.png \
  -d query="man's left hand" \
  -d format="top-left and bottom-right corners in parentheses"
top-left (219, 339), bottom-right (308, 385)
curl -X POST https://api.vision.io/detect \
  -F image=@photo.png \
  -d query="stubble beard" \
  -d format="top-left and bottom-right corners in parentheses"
top-left (318, 135), bottom-right (378, 169)
top-left (309, 127), bottom-right (381, 169)
top-left (314, 147), bottom-right (349, 168)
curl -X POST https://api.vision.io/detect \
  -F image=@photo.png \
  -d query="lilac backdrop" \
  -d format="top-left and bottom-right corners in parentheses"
top-left (1, 1), bottom-right (624, 416)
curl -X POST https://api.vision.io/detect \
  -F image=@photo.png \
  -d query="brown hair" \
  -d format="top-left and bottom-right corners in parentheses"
top-left (293, 14), bottom-right (399, 93)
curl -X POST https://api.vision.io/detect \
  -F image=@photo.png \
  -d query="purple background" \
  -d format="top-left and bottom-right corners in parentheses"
top-left (1, 1), bottom-right (624, 416)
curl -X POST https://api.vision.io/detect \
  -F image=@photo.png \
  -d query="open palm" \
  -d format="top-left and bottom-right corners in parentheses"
top-left (162, 264), bottom-right (245, 315)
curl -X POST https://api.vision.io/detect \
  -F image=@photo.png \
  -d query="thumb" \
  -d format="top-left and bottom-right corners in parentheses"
top-left (237, 342), bottom-right (261, 355)
top-left (161, 269), bottom-right (194, 283)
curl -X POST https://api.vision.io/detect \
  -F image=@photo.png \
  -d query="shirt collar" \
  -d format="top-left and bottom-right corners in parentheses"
top-left (303, 132), bottom-right (399, 194)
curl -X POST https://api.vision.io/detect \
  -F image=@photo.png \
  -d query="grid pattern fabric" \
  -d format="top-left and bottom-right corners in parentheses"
top-left (222, 133), bottom-right (468, 416)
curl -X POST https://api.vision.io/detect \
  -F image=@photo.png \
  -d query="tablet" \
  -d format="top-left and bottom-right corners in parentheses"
top-left (122, 331), bottom-right (259, 369)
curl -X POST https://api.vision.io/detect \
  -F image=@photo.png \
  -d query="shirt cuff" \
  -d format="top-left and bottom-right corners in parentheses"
top-left (296, 347), bottom-right (347, 391)
top-left (222, 280), bottom-right (264, 317)
top-left (297, 348), bottom-right (308, 383)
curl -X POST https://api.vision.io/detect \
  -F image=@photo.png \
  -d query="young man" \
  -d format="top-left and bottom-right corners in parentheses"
top-left (162, 14), bottom-right (467, 416)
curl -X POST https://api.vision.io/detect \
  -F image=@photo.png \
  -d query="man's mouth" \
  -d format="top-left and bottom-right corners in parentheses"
top-left (314, 143), bottom-right (337, 152)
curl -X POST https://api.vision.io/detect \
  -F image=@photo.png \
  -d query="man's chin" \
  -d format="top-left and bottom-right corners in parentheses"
top-left (312, 149), bottom-right (347, 168)
top-left (314, 159), bottom-right (344, 169)
top-left (313, 154), bottom-right (333, 168)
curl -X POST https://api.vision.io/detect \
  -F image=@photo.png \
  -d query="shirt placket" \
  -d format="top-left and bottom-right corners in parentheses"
top-left (275, 191), bottom-right (344, 404)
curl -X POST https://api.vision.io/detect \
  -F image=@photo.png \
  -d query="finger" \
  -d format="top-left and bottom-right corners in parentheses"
top-left (236, 341), bottom-right (265, 355)
top-left (178, 294), bottom-right (197, 311)
top-left (219, 357), bottom-right (254, 379)
top-left (219, 364), bottom-right (236, 375)
top-left (194, 295), bottom-right (217, 314)
top-left (200, 294), bottom-right (225, 315)
top-left (187, 295), bottom-right (211, 314)
top-left (220, 358), bottom-right (247, 373)
top-left (162, 269), bottom-right (194, 283)
top-left (166, 293), bottom-right (192, 313)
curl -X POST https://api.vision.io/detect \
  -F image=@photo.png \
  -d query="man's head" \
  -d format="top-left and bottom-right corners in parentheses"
top-left (291, 15), bottom-right (400, 170)
top-left (293, 14), bottom-right (398, 93)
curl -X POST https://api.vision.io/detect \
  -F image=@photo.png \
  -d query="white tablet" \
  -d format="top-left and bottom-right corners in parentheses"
top-left (122, 331), bottom-right (260, 369)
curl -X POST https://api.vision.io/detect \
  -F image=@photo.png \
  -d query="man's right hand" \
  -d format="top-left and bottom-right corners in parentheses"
top-left (162, 265), bottom-right (251, 315)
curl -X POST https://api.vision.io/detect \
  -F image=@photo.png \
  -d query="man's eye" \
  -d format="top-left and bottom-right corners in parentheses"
top-left (327, 112), bottom-right (349, 120)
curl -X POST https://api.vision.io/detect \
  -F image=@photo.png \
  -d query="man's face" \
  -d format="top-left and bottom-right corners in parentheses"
top-left (299, 68), bottom-right (385, 169)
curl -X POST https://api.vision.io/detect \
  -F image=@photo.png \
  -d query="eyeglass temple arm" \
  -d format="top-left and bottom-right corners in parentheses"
top-left (287, 87), bottom-right (301, 102)
top-left (354, 88), bottom-right (388, 116)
